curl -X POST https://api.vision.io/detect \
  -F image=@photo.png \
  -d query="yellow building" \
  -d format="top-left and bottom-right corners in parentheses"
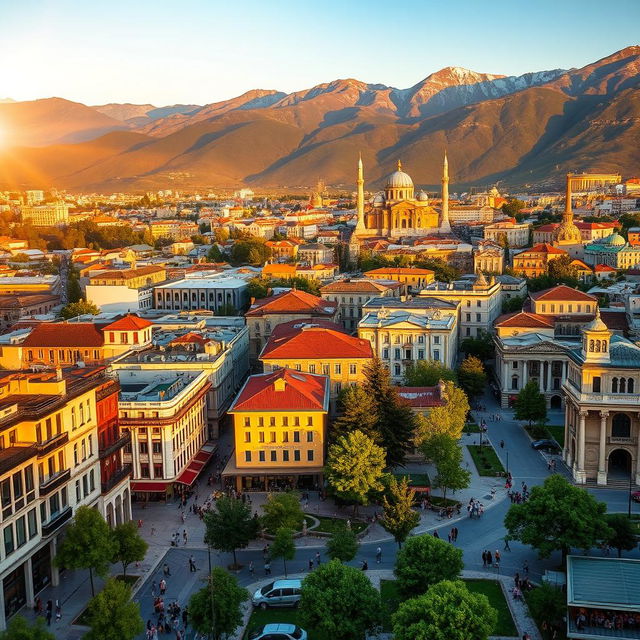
top-left (512, 243), bottom-right (568, 278)
top-left (20, 202), bottom-right (69, 227)
top-left (224, 368), bottom-right (329, 491)
top-left (88, 266), bottom-right (166, 288)
top-left (363, 267), bottom-right (435, 290)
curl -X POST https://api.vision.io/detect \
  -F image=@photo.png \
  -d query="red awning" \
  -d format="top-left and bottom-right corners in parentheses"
top-left (175, 468), bottom-right (199, 486)
top-left (194, 449), bottom-right (214, 464)
top-left (131, 481), bottom-right (169, 493)
top-left (175, 446), bottom-right (215, 486)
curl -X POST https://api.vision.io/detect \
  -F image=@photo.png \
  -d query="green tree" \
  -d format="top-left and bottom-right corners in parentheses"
top-left (403, 360), bottom-right (457, 387)
top-left (215, 303), bottom-right (237, 316)
top-left (460, 329), bottom-right (494, 360)
top-left (111, 521), bottom-right (148, 579)
top-left (514, 380), bottom-right (547, 426)
top-left (504, 475), bottom-right (611, 564)
top-left (189, 568), bottom-right (248, 640)
top-left (501, 294), bottom-right (525, 313)
top-left (261, 492), bottom-right (304, 532)
top-left (230, 237), bottom-right (271, 265)
top-left (501, 198), bottom-right (526, 218)
top-left (270, 527), bottom-right (296, 577)
top-left (55, 506), bottom-right (116, 596)
top-left (0, 616), bottom-right (55, 640)
top-left (60, 299), bottom-right (100, 319)
top-left (364, 357), bottom-right (417, 467)
top-left (213, 227), bottom-right (230, 244)
top-left (414, 382), bottom-right (470, 442)
top-left (547, 254), bottom-right (579, 284)
top-left (332, 385), bottom-right (380, 442)
top-left (204, 496), bottom-right (255, 568)
top-left (433, 442), bottom-right (471, 502)
top-left (395, 534), bottom-right (463, 597)
top-left (66, 272), bottom-right (83, 304)
top-left (457, 356), bottom-right (487, 399)
top-left (325, 430), bottom-right (386, 514)
top-left (526, 583), bottom-right (567, 637)
top-left (604, 513), bottom-right (637, 558)
top-left (299, 559), bottom-right (382, 640)
top-left (85, 579), bottom-right (143, 640)
top-left (392, 580), bottom-right (497, 640)
top-left (246, 277), bottom-right (270, 300)
top-left (414, 257), bottom-right (461, 283)
top-left (207, 244), bottom-right (224, 262)
top-left (326, 527), bottom-right (359, 562)
top-left (380, 476), bottom-right (420, 547)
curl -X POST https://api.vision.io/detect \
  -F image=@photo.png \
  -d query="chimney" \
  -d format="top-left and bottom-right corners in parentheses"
top-left (250, 297), bottom-right (256, 305)
top-left (55, 367), bottom-right (63, 382)
top-left (274, 377), bottom-right (287, 392)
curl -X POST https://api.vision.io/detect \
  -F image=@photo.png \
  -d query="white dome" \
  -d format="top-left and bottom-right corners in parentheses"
top-left (372, 192), bottom-right (386, 206)
top-left (385, 160), bottom-right (414, 189)
top-left (606, 232), bottom-right (625, 246)
top-left (416, 189), bottom-right (429, 202)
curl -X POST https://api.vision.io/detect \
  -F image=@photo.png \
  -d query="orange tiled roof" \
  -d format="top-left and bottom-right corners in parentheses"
top-left (23, 323), bottom-right (104, 348)
top-left (364, 267), bottom-right (435, 276)
top-left (103, 314), bottom-right (153, 331)
top-left (396, 386), bottom-right (445, 408)
top-left (530, 285), bottom-right (597, 302)
top-left (246, 290), bottom-right (337, 317)
top-left (230, 368), bottom-right (327, 411)
top-left (495, 311), bottom-right (554, 329)
top-left (262, 264), bottom-right (296, 276)
top-left (521, 243), bottom-right (567, 255)
top-left (594, 264), bottom-right (616, 272)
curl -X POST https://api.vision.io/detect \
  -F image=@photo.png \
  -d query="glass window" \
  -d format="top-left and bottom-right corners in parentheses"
top-left (294, 450), bottom-right (301, 462)
top-left (282, 450), bottom-right (289, 462)
top-left (259, 451), bottom-right (265, 462)
top-left (12, 473), bottom-right (22, 499)
top-left (293, 431), bottom-right (300, 443)
top-left (3, 525), bottom-right (14, 555)
top-left (307, 450), bottom-right (314, 462)
top-left (16, 517), bottom-right (26, 548)
top-left (245, 451), bottom-right (251, 462)
top-left (270, 451), bottom-right (277, 462)
top-left (27, 509), bottom-right (37, 539)
top-left (306, 431), bottom-right (313, 442)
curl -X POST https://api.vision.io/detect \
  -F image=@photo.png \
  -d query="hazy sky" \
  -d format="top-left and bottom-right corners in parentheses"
top-left (2, 0), bottom-right (639, 106)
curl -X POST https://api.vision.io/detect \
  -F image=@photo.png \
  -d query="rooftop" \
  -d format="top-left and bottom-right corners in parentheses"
top-left (320, 279), bottom-right (401, 294)
top-left (23, 322), bottom-right (104, 348)
top-left (154, 276), bottom-right (248, 290)
top-left (396, 386), bottom-right (445, 408)
top-left (116, 369), bottom-right (204, 403)
top-left (363, 296), bottom-right (458, 311)
top-left (495, 311), bottom-right (554, 329)
top-left (246, 289), bottom-right (337, 317)
top-left (530, 285), bottom-right (597, 303)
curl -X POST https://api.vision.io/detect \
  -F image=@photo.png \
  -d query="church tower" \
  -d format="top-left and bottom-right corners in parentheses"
top-left (440, 152), bottom-right (451, 233)
top-left (355, 153), bottom-right (366, 234)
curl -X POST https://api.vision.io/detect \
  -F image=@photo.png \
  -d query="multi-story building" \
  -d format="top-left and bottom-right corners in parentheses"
top-left (512, 243), bottom-right (568, 278)
top-left (297, 243), bottom-right (334, 266)
top-left (483, 221), bottom-right (531, 248)
top-left (245, 290), bottom-right (338, 362)
top-left (19, 202), bottom-right (69, 227)
top-left (562, 311), bottom-right (640, 485)
top-left (358, 297), bottom-right (458, 381)
top-left (224, 368), bottom-right (329, 491)
top-left (153, 275), bottom-right (248, 315)
top-left (117, 369), bottom-right (211, 499)
top-left (0, 295), bottom-right (60, 332)
top-left (0, 367), bottom-right (128, 631)
top-left (320, 279), bottom-right (405, 332)
top-left (495, 275), bottom-right (527, 305)
top-left (533, 221), bottom-right (618, 245)
top-left (584, 232), bottom-right (640, 269)
top-left (260, 320), bottom-right (372, 406)
top-left (0, 276), bottom-right (61, 296)
top-left (149, 220), bottom-right (198, 240)
top-left (265, 240), bottom-right (300, 261)
top-left (363, 267), bottom-right (434, 291)
top-left (416, 272), bottom-right (501, 339)
top-left (448, 205), bottom-right (496, 224)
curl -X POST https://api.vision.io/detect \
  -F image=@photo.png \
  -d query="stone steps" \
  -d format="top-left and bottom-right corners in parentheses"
top-left (584, 478), bottom-right (640, 490)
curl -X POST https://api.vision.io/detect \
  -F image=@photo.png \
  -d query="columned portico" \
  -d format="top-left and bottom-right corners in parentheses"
top-left (597, 410), bottom-right (609, 485)
top-left (575, 410), bottom-right (588, 484)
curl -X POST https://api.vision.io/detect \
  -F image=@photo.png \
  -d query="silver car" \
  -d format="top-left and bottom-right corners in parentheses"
top-left (248, 623), bottom-right (307, 640)
top-left (251, 579), bottom-right (302, 609)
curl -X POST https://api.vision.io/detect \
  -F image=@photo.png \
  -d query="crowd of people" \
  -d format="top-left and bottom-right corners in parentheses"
top-left (146, 601), bottom-right (188, 639)
top-left (574, 608), bottom-right (640, 632)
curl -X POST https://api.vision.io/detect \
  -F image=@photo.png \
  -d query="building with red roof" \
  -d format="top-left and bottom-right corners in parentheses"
top-left (512, 243), bottom-right (568, 278)
top-left (363, 267), bottom-right (435, 290)
top-left (225, 368), bottom-right (329, 491)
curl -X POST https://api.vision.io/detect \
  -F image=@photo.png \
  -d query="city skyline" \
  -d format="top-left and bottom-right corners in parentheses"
top-left (1, 0), bottom-right (640, 105)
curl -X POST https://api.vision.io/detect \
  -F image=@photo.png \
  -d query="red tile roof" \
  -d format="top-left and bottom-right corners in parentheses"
top-left (530, 285), bottom-right (597, 303)
top-left (364, 267), bottom-right (435, 276)
top-left (495, 312), bottom-right (555, 329)
top-left (396, 386), bottom-right (445, 408)
top-left (245, 289), bottom-right (337, 317)
top-left (521, 243), bottom-right (568, 255)
top-left (261, 320), bottom-right (373, 360)
top-left (320, 280), bottom-right (400, 294)
top-left (103, 314), bottom-right (153, 331)
top-left (23, 323), bottom-right (104, 348)
top-left (594, 264), bottom-right (616, 272)
top-left (230, 368), bottom-right (328, 412)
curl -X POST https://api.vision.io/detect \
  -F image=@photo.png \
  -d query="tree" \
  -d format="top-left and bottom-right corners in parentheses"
top-left (111, 521), bottom-right (148, 579)
top-left (394, 534), bottom-right (463, 597)
top-left (414, 382), bottom-right (470, 443)
top-left (66, 272), bottom-right (83, 304)
top-left (55, 506), bottom-right (116, 596)
top-left (501, 198), bottom-right (526, 218)
top-left (504, 475), bottom-right (611, 564)
top-left (502, 294), bottom-right (525, 313)
top-left (261, 492), bottom-right (304, 532)
top-left (189, 568), bottom-right (248, 640)
top-left (85, 579), bottom-right (143, 640)
top-left (392, 580), bottom-right (497, 640)
top-left (0, 616), bottom-right (55, 640)
top-left (547, 254), bottom-right (579, 285)
top-left (460, 329), bottom-right (494, 360)
top-left (433, 442), bottom-right (471, 501)
top-left (229, 237), bottom-right (271, 265)
top-left (403, 360), bottom-right (457, 387)
top-left (270, 527), bottom-right (296, 577)
top-left (60, 299), bottom-right (100, 319)
top-left (246, 277), bottom-right (270, 300)
top-left (215, 303), bottom-right (237, 316)
top-left (380, 476), bottom-right (420, 547)
top-left (514, 380), bottom-right (547, 426)
top-left (299, 559), bottom-right (382, 640)
top-left (326, 527), bottom-right (359, 562)
top-left (332, 385), bottom-right (380, 442)
top-left (604, 513), bottom-right (637, 558)
top-left (325, 430), bottom-right (386, 514)
top-left (207, 244), bottom-right (224, 262)
top-left (414, 257), bottom-right (461, 283)
top-left (457, 356), bottom-right (487, 399)
top-left (363, 357), bottom-right (417, 467)
top-left (526, 583), bottom-right (567, 636)
top-left (204, 496), bottom-right (255, 568)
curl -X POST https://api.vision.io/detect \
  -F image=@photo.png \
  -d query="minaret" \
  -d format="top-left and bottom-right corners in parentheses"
top-left (565, 173), bottom-right (573, 223)
top-left (355, 152), bottom-right (366, 234)
top-left (440, 151), bottom-right (451, 233)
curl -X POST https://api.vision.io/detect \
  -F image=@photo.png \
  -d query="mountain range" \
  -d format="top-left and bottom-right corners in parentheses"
top-left (1, 46), bottom-right (639, 192)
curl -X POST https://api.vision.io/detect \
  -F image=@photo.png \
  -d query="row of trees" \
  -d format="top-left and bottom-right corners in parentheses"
top-left (357, 251), bottom-right (462, 283)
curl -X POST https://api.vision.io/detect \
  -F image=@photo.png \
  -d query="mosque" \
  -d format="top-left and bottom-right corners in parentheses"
top-left (352, 153), bottom-right (452, 241)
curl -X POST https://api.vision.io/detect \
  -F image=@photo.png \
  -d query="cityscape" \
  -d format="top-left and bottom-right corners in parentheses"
top-left (1, 2), bottom-right (640, 640)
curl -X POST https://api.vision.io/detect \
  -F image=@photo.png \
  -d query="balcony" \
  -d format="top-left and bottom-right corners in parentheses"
top-left (98, 432), bottom-right (131, 459)
top-left (562, 383), bottom-right (640, 407)
top-left (39, 468), bottom-right (71, 497)
top-left (101, 464), bottom-right (132, 494)
top-left (41, 507), bottom-right (72, 537)
top-left (36, 432), bottom-right (69, 457)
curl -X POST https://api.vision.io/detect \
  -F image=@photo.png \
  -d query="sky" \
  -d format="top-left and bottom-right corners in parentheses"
top-left (1, 0), bottom-right (639, 106)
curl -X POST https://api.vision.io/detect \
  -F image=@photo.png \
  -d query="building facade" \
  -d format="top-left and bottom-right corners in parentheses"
top-left (153, 276), bottom-right (248, 314)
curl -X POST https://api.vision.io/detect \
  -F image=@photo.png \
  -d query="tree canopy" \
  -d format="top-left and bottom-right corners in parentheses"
top-left (332, 385), bottom-right (380, 443)
top-left (229, 236), bottom-right (271, 265)
top-left (326, 527), bottom-right (359, 562)
top-left (0, 616), bottom-right (55, 640)
top-left (85, 579), bottom-right (143, 640)
top-left (513, 380), bottom-right (547, 426)
top-left (261, 492), bottom-right (304, 532)
top-left (460, 329), bottom-right (495, 360)
top-left (111, 521), bottom-right (148, 579)
top-left (380, 476), bottom-right (420, 547)
top-left (403, 360), bottom-right (457, 387)
top-left (270, 527), bottom-right (296, 577)
top-left (504, 475), bottom-right (611, 563)
top-left (414, 381), bottom-right (470, 443)
top-left (457, 356), bottom-right (487, 399)
top-left (502, 294), bottom-right (525, 314)
top-left (60, 299), bottom-right (100, 319)
top-left (203, 496), bottom-right (256, 567)
top-left (604, 513), bottom-right (637, 558)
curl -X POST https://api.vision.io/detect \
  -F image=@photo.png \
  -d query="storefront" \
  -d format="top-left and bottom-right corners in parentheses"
top-left (3, 566), bottom-right (26, 621)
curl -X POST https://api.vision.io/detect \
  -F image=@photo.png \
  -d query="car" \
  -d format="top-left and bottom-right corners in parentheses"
top-left (531, 439), bottom-right (561, 452)
top-left (251, 579), bottom-right (302, 609)
top-left (632, 490), bottom-right (640, 503)
top-left (248, 623), bottom-right (307, 640)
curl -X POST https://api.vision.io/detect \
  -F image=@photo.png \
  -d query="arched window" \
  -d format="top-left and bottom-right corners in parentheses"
top-left (602, 341), bottom-right (607, 352)
top-left (612, 377), bottom-right (618, 393)
top-left (612, 413), bottom-right (631, 438)
top-left (620, 378), bottom-right (626, 393)
top-left (595, 341), bottom-right (600, 353)
top-left (628, 378), bottom-right (635, 393)
top-left (589, 339), bottom-right (594, 351)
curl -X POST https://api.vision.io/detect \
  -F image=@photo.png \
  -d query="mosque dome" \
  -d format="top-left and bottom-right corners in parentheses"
top-left (416, 189), bottom-right (429, 202)
top-left (372, 192), bottom-right (386, 206)
top-left (554, 220), bottom-right (582, 244)
top-left (385, 160), bottom-right (414, 189)
top-left (605, 232), bottom-right (626, 247)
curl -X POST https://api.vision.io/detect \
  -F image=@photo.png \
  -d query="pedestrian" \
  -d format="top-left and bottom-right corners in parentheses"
top-left (46, 600), bottom-right (52, 626)
top-left (315, 551), bottom-right (321, 566)
top-left (34, 596), bottom-right (41, 616)
top-left (163, 563), bottom-right (171, 576)
top-left (182, 607), bottom-right (188, 628)
top-left (308, 558), bottom-right (314, 571)
top-left (361, 560), bottom-right (368, 571)
top-left (453, 527), bottom-right (458, 542)
top-left (523, 560), bottom-right (529, 575)
top-left (482, 550), bottom-right (487, 567)
top-left (189, 555), bottom-right (196, 572)
top-left (500, 440), bottom-right (504, 449)
top-left (487, 550), bottom-right (493, 566)
top-left (159, 578), bottom-right (167, 595)
top-left (263, 544), bottom-right (270, 558)
top-left (249, 561), bottom-right (254, 576)
top-left (495, 550), bottom-right (501, 566)
top-left (152, 580), bottom-right (157, 597)
top-left (264, 560), bottom-right (271, 575)
top-left (433, 530), bottom-right (439, 539)
top-left (504, 536), bottom-right (511, 551)
top-left (151, 526), bottom-right (156, 536)
top-left (376, 547), bottom-right (382, 563)
top-left (183, 529), bottom-right (188, 545)
top-left (55, 599), bottom-right (61, 621)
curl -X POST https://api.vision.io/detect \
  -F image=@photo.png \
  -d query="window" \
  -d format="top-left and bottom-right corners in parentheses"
top-left (334, 364), bottom-right (341, 374)
top-left (270, 417), bottom-right (276, 426)
top-left (612, 413), bottom-right (631, 438)
top-left (307, 416), bottom-right (313, 426)
top-left (306, 431), bottom-right (314, 442)
top-left (349, 364), bottom-right (357, 375)
top-left (511, 376), bottom-right (519, 390)
top-left (282, 450), bottom-right (289, 462)
top-left (245, 451), bottom-right (252, 463)
top-left (309, 364), bottom-right (316, 373)
top-left (282, 432), bottom-right (289, 443)
top-left (513, 362), bottom-right (518, 369)
top-left (152, 442), bottom-right (162, 454)
top-left (394, 364), bottom-right (401, 376)
top-left (270, 432), bottom-right (276, 443)
top-left (592, 376), bottom-right (601, 393)
top-left (244, 417), bottom-right (250, 427)
top-left (27, 509), bottom-right (37, 539)
top-left (89, 471), bottom-right (95, 492)
top-left (382, 349), bottom-right (389, 359)
top-left (258, 432), bottom-right (265, 443)
top-left (433, 336), bottom-right (440, 345)
top-left (418, 349), bottom-right (424, 359)
top-left (16, 516), bottom-right (26, 548)
top-left (476, 313), bottom-right (481, 322)
top-left (466, 314), bottom-right (471, 322)
top-left (270, 451), bottom-right (277, 462)
top-left (294, 450), bottom-right (301, 462)
top-left (4, 525), bottom-right (14, 555)
top-left (433, 350), bottom-right (440, 361)
top-left (294, 417), bottom-right (300, 426)
top-left (307, 450), bottom-right (314, 462)
top-left (75, 480), bottom-right (81, 502)
top-left (139, 442), bottom-right (148, 454)
top-left (394, 349), bottom-right (401, 360)
top-left (293, 431), bottom-right (300, 443)
top-left (612, 377), bottom-right (619, 393)
top-left (477, 301), bottom-right (481, 308)
top-left (259, 451), bottom-right (265, 462)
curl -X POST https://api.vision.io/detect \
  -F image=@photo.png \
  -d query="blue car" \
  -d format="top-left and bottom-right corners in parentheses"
top-left (531, 439), bottom-right (560, 452)
top-left (249, 623), bottom-right (307, 640)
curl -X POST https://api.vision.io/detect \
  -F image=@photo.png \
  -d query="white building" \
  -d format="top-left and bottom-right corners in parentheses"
top-left (153, 275), bottom-right (248, 314)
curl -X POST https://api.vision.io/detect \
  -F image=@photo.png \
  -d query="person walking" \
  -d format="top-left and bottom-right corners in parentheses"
top-left (376, 547), bottom-right (382, 564)
top-left (249, 561), bottom-right (254, 577)
top-left (188, 555), bottom-right (196, 572)
top-left (487, 550), bottom-right (493, 566)
top-left (523, 560), bottom-right (529, 575)
top-left (55, 600), bottom-right (61, 622)
top-left (500, 440), bottom-right (504, 448)
top-left (183, 529), bottom-right (188, 545)
top-left (46, 600), bottom-right (52, 626)
top-left (504, 536), bottom-right (511, 551)
top-left (482, 550), bottom-right (487, 568)
top-left (163, 562), bottom-right (171, 577)
top-left (495, 550), bottom-right (501, 566)
top-left (433, 530), bottom-right (439, 539)
top-left (315, 551), bottom-right (321, 567)
top-left (159, 578), bottom-right (167, 596)
top-left (361, 560), bottom-right (368, 571)
top-left (308, 557), bottom-right (314, 571)
top-left (151, 580), bottom-right (157, 597)
top-left (264, 560), bottom-right (271, 576)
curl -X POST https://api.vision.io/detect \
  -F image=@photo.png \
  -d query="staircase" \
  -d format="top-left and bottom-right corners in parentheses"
top-left (584, 478), bottom-right (639, 490)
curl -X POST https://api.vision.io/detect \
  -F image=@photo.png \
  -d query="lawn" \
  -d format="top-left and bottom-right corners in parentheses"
top-left (312, 515), bottom-right (367, 535)
top-left (467, 444), bottom-right (505, 476)
top-left (465, 422), bottom-right (481, 433)
top-left (394, 472), bottom-right (431, 487)
top-left (244, 607), bottom-right (328, 640)
top-left (524, 423), bottom-right (564, 447)
top-left (379, 579), bottom-right (517, 636)
top-left (546, 425), bottom-right (565, 447)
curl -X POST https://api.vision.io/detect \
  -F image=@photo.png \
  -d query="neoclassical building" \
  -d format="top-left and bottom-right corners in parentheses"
top-left (562, 309), bottom-right (640, 485)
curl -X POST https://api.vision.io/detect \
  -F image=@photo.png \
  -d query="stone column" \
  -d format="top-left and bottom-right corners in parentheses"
top-left (636, 413), bottom-right (640, 486)
top-left (575, 410), bottom-right (588, 484)
top-left (597, 411), bottom-right (609, 486)
top-left (50, 538), bottom-right (60, 587)
top-left (24, 558), bottom-right (34, 608)
top-left (563, 402), bottom-right (572, 466)
top-left (522, 361), bottom-right (528, 387)
top-left (543, 361), bottom-right (549, 391)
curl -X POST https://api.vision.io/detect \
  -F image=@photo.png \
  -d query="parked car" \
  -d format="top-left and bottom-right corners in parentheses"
top-left (632, 490), bottom-right (640, 503)
top-left (251, 580), bottom-right (302, 609)
top-left (531, 439), bottom-right (560, 452)
top-left (248, 623), bottom-right (307, 640)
